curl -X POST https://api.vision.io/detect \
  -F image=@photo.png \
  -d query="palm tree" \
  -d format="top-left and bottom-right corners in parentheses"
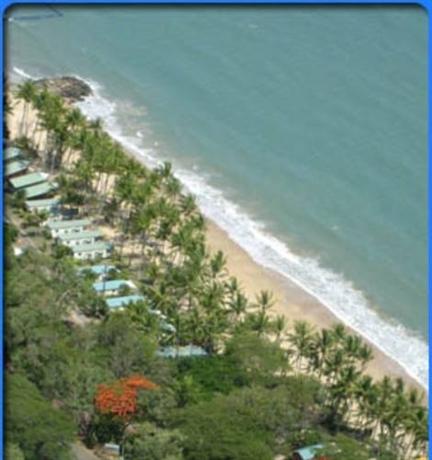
top-left (272, 315), bottom-right (287, 342)
top-left (287, 320), bottom-right (315, 372)
top-left (228, 291), bottom-right (248, 322)
top-left (209, 250), bottom-right (227, 279)
top-left (16, 80), bottom-right (37, 137)
top-left (254, 290), bottom-right (274, 313)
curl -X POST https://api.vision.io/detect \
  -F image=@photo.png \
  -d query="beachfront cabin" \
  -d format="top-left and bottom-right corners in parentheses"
top-left (9, 171), bottom-right (48, 190)
top-left (92, 279), bottom-right (136, 296)
top-left (26, 197), bottom-right (60, 214)
top-left (22, 181), bottom-right (57, 199)
top-left (105, 295), bottom-right (146, 311)
top-left (58, 229), bottom-right (102, 247)
top-left (4, 146), bottom-right (24, 162)
top-left (156, 345), bottom-right (208, 359)
top-left (72, 241), bottom-right (112, 261)
top-left (46, 218), bottom-right (91, 237)
top-left (5, 159), bottom-right (30, 178)
top-left (292, 444), bottom-right (326, 460)
top-left (78, 264), bottom-right (118, 281)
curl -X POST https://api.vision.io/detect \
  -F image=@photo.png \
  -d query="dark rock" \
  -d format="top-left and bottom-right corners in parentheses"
top-left (34, 76), bottom-right (92, 103)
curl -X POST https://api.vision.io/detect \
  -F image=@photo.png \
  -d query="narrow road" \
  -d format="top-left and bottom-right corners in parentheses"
top-left (71, 442), bottom-right (101, 460)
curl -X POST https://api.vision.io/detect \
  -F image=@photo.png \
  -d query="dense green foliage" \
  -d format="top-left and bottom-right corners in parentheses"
top-left (6, 374), bottom-right (75, 460)
top-left (4, 81), bottom-right (428, 460)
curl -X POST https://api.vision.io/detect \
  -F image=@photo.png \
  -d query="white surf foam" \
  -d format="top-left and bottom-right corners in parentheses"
top-left (73, 77), bottom-right (428, 389)
top-left (11, 66), bottom-right (39, 82)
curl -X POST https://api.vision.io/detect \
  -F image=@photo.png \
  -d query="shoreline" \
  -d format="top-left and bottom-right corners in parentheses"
top-left (7, 76), bottom-right (427, 393)
top-left (204, 219), bottom-right (425, 393)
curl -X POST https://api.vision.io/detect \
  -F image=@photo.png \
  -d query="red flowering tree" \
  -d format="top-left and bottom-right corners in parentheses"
top-left (95, 375), bottom-right (158, 420)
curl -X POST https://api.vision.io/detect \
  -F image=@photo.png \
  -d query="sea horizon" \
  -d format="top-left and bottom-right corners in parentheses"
top-left (6, 5), bottom-right (428, 388)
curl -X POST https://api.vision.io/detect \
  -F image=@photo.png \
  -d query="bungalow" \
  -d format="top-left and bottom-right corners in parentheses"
top-left (58, 229), bottom-right (102, 247)
top-left (10, 171), bottom-right (48, 190)
top-left (46, 218), bottom-right (91, 237)
top-left (22, 181), bottom-right (57, 199)
top-left (156, 345), bottom-right (208, 359)
top-left (93, 279), bottom-right (136, 296)
top-left (78, 264), bottom-right (118, 280)
top-left (292, 444), bottom-right (325, 460)
top-left (5, 159), bottom-right (30, 177)
top-left (71, 241), bottom-right (112, 261)
top-left (105, 295), bottom-right (146, 310)
top-left (4, 146), bottom-right (23, 162)
top-left (26, 198), bottom-right (60, 214)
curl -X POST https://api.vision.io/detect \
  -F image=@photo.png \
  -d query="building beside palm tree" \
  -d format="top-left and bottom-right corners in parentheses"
top-left (77, 264), bottom-right (118, 280)
top-left (25, 198), bottom-right (60, 214)
top-left (105, 295), bottom-right (146, 310)
top-left (71, 241), bottom-right (112, 260)
top-left (5, 159), bottom-right (30, 178)
top-left (58, 229), bottom-right (102, 247)
top-left (92, 279), bottom-right (136, 296)
top-left (46, 218), bottom-right (91, 237)
top-left (4, 146), bottom-right (24, 162)
top-left (156, 345), bottom-right (208, 359)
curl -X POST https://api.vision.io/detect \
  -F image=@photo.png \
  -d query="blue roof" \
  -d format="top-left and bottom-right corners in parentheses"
top-left (106, 295), bottom-right (145, 309)
top-left (93, 279), bottom-right (136, 293)
top-left (294, 444), bottom-right (324, 460)
top-left (156, 345), bottom-right (208, 358)
top-left (78, 264), bottom-right (117, 276)
top-left (4, 147), bottom-right (23, 161)
top-left (5, 159), bottom-right (30, 176)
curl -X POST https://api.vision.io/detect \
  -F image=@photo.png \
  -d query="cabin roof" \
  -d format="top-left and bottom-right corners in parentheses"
top-left (294, 444), bottom-right (324, 460)
top-left (26, 197), bottom-right (59, 208)
top-left (47, 218), bottom-right (91, 230)
top-left (10, 171), bottom-right (48, 189)
top-left (4, 147), bottom-right (23, 161)
top-left (71, 241), bottom-right (112, 253)
top-left (93, 279), bottom-right (135, 292)
top-left (156, 345), bottom-right (208, 358)
top-left (22, 181), bottom-right (56, 199)
top-left (78, 264), bottom-right (117, 276)
top-left (105, 295), bottom-right (145, 309)
top-left (5, 159), bottom-right (30, 177)
top-left (58, 229), bottom-right (102, 241)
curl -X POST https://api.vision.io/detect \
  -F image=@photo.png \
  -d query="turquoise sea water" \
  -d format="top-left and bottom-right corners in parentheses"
top-left (6, 6), bottom-right (428, 386)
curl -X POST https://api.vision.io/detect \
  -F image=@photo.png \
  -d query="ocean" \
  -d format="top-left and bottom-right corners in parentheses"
top-left (5, 5), bottom-right (428, 387)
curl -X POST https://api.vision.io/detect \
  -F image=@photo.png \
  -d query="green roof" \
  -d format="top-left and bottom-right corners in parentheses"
top-left (47, 218), bottom-right (91, 230)
top-left (4, 147), bottom-right (23, 161)
top-left (22, 182), bottom-right (56, 199)
top-left (26, 198), bottom-right (59, 209)
top-left (58, 229), bottom-right (102, 241)
top-left (10, 171), bottom-right (48, 189)
top-left (5, 159), bottom-right (30, 177)
top-left (71, 241), bottom-right (112, 253)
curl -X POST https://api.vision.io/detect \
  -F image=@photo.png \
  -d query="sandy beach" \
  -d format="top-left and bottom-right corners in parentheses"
top-left (205, 219), bottom-right (425, 393)
top-left (7, 88), bottom-right (425, 394)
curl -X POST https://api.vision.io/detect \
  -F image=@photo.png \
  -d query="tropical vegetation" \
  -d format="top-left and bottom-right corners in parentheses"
top-left (4, 80), bottom-right (428, 459)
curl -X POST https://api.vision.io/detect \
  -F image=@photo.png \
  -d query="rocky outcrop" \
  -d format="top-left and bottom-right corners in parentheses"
top-left (34, 76), bottom-right (92, 103)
